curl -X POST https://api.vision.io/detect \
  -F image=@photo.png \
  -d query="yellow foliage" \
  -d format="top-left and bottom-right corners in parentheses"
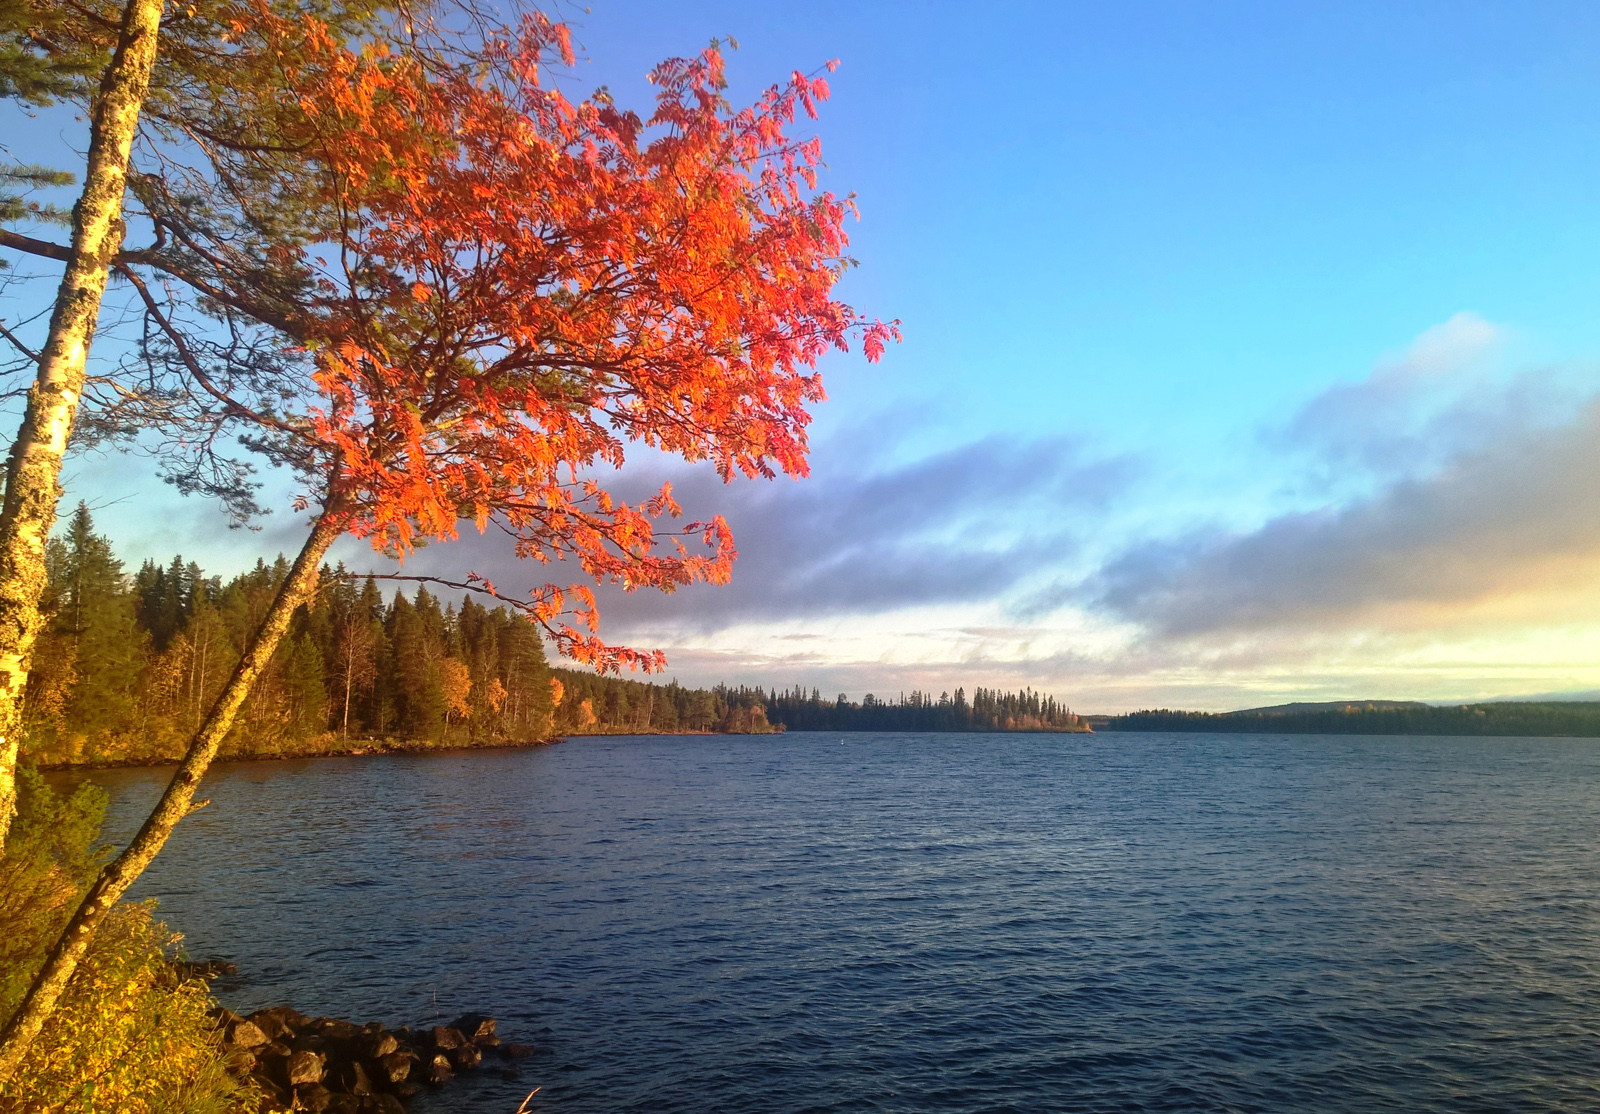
top-left (3, 905), bottom-right (255, 1114)
top-left (483, 676), bottom-right (508, 713)
top-left (439, 657), bottom-right (472, 720)
top-left (0, 772), bottom-right (259, 1114)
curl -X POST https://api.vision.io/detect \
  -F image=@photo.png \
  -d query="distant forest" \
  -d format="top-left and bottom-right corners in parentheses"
top-left (1099, 703), bottom-right (1600, 738)
top-left (764, 686), bottom-right (1087, 733)
top-left (24, 508), bottom-right (1085, 767)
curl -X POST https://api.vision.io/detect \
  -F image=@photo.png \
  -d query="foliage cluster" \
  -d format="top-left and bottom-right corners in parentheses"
top-left (1101, 703), bottom-right (1600, 737)
top-left (0, 770), bottom-right (256, 1113)
top-left (764, 685), bottom-right (1087, 733)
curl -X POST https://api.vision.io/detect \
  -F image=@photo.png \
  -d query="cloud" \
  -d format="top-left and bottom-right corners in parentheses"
top-left (401, 426), bottom-right (1138, 631)
top-left (1090, 393), bottom-right (1600, 638)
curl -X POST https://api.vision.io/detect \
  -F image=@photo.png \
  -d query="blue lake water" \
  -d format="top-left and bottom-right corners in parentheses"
top-left (86, 731), bottom-right (1600, 1112)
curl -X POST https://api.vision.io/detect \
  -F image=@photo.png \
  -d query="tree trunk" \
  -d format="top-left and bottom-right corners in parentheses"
top-left (0, 514), bottom-right (341, 1085)
top-left (0, 0), bottom-right (167, 847)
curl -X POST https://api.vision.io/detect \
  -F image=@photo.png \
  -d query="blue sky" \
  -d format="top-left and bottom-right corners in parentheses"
top-left (17, 1), bottom-right (1600, 709)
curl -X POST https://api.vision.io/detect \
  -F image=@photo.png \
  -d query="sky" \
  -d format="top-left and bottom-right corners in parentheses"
top-left (15, 0), bottom-right (1600, 710)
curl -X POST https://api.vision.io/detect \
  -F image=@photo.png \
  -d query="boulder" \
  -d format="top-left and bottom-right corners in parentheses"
top-left (309, 1017), bottom-right (361, 1042)
top-left (369, 1095), bottom-right (406, 1114)
top-left (357, 1030), bottom-right (398, 1059)
top-left (174, 958), bottom-right (238, 982)
top-left (429, 1025), bottom-right (466, 1051)
top-left (293, 1082), bottom-right (333, 1113)
top-left (448, 1043), bottom-right (482, 1071)
top-left (227, 1020), bottom-right (269, 1049)
top-left (327, 1095), bottom-right (361, 1114)
top-left (449, 1013), bottom-right (497, 1043)
top-left (339, 1059), bottom-right (375, 1096)
top-left (248, 1010), bottom-right (293, 1042)
top-left (286, 1049), bottom-right (325, 1086)
top-left (500, 1042), bottom-right (538, 1059)
top-left (375, 1051), bottom-right (413, 1084)
top-left (390, 1080), bottom-right (420, 1101)
top-left (290, 1033), bottom-right (329, 1054)
top-left (421, 1053), bottom-right (453, 1086)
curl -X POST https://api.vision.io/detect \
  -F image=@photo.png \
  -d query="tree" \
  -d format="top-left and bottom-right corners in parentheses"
top-left (0, 0), bottom-right (165, 848)
top-left (0, 14), bottom-right (894, 1079)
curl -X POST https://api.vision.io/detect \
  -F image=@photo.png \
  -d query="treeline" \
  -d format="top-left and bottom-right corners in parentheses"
top-left (1100, 703), bottom-right (1600, 738)
top-left (764, 685), bottom-right (1088, 732)
top-left (551, 670), bottom-right (777, 735)
top-left (24, 505), bottom-right (561, 766)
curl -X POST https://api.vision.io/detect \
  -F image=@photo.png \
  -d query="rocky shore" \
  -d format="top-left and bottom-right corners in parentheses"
top-left (212, 1002), bottom-right (537, 1112)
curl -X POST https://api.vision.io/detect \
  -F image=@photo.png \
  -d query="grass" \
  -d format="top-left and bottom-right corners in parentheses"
top-left (0, 770), bottom-right (261, 1114)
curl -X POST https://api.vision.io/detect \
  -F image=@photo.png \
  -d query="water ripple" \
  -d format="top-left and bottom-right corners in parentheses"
top-left (83, 731), bottom-right (1600, 1112)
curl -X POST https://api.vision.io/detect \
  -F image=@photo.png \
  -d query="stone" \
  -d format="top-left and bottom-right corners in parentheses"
top-left (421, 1053), bottom-right (453, 1086)
top-left (337, 1059), bottom-right (375, 1095)
top-left (369, 1095), bottom-right (406, 1114)
top-left (291, 1033), bottom-right (329, 1054)
top-left (429, 1025), bottom-right (466, 1051)
top-left (500, 1042), bottom-right (538, 1059)
top-left (175, 958), bottom-right (238, 981)
top-left (293, 1083), bottom-right (333, 1113)
top-left (260, 1040), bottom-right (293, 1062)
top-left (209, 1006), bottom-right (243, 1030)
top-left (248, 1010), bottom-right (292, 1042)
top-left (228, 1020), bottom-right (269, 1049)
top-left (327, 1096), bottom-right (361, 1114)
top-left (357, 1030), bottom-right (398, 1059)
top-left (287, 1049), bottom-right (325, 1086)
top-left (310, 1017), bottom-right (360, 1041)
top-left (376, 1051), bottom-right (412, 1084)
top-left (390, 1080), bottom-right (420, 1101)
top-left (448, 1043), bottom-right (482, 1071)
top-left (449, 1013), bottom-right (497, 1043)
top-left (260, 1005), bottom-right (309, 1029)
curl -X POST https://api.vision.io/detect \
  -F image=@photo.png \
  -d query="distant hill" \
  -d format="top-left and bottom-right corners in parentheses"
top-left (1234, 700), bottom-right (1429, 716)
top-left (1096, 701), bottom-right (1600, 738)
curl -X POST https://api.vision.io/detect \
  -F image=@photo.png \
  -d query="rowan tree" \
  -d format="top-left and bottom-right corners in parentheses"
top-left (0, 11), bottom-right (894, 1079)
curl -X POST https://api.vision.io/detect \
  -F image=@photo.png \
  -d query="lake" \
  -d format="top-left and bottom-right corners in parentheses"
top-left (87, 731), bottom-right (1600, 1112)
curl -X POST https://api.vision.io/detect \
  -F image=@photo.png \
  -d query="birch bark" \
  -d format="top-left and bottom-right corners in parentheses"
top-left (0, 0), bottom-right (167, 846)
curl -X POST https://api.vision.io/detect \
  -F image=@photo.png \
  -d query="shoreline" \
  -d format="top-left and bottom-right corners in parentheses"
top-left (35, 735), bottom-right (568, 774)
top-left (36, 724), bottom-right (1097, 775)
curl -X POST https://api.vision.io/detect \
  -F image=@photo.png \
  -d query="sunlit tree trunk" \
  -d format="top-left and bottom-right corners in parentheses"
top-left (0, 0), bottom-right (166, 847)
top-left (0, 514), bottom-right (340, 1084)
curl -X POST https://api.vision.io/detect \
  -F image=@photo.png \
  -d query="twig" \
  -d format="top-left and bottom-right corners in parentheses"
top-left (515, 1087), bottom-right (541, 1113)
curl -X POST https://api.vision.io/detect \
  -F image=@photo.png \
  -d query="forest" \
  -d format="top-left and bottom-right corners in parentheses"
top-left (1100, 703), bottom-right (1600, 737)
top-left (765, 685), bottom-right (1088, 732)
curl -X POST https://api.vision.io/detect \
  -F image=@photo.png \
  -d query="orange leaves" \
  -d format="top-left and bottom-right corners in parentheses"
top-left (247, 19), bottom-right (895, 672)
